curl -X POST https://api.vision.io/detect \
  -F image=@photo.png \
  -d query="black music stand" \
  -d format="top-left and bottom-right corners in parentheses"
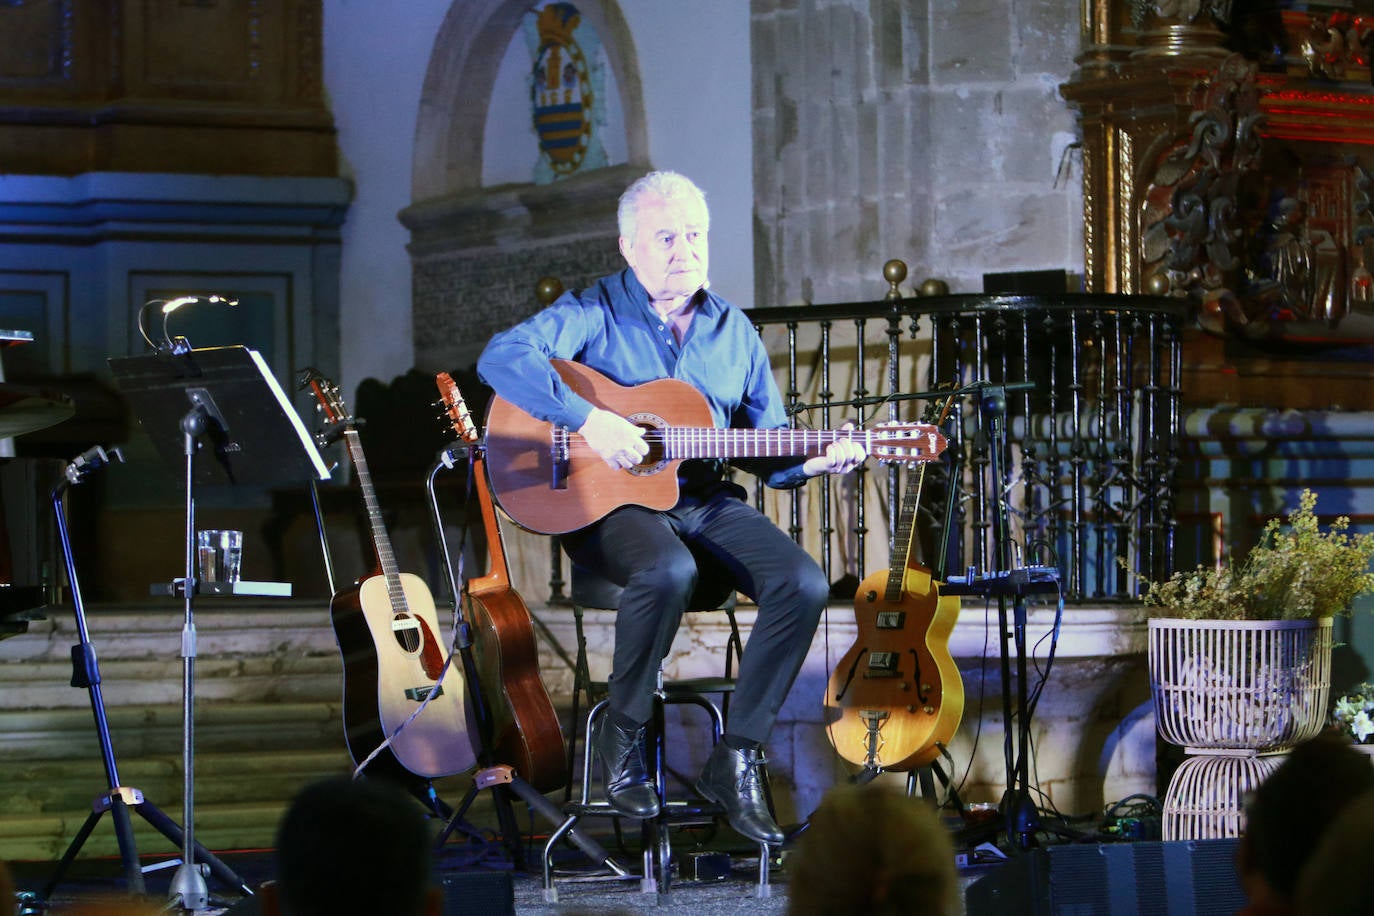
top-left (109, 346), bottom-right (328, 911)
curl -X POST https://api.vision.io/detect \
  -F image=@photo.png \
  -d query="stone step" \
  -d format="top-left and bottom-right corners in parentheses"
top-left (3, 747), bottom-right (350, 814)
top-left (0, 700), bottom-right (348, 761)
top-left (0, 655), bottom-right (344, 711)
top-left (0, 715), bottom-right (485, 863)
top-left (0, 599), bottom-right (512, 865)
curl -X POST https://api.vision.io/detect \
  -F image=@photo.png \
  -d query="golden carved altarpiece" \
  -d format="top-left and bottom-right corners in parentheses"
top-left (1064, 0), bottom-right (1374, 408)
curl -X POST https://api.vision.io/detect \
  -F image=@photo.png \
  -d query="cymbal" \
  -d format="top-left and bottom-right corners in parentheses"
top-left (0, 383), bottom-right (75, 438)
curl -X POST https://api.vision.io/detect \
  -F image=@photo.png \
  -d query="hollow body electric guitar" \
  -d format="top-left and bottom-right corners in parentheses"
top-left (824, 395), bottom-right (964, 771)
top-left (304, 371), bottom-right (477, 780)
top-left (436, 372), bottom-right (567, 793)
top-left (484, 359), bottom-right (950, 534)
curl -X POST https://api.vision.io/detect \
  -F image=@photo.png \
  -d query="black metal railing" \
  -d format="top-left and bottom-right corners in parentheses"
top-left (743, 287), bottom-right (1186, 603)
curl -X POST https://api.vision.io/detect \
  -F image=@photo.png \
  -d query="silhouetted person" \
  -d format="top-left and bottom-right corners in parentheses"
top-left (1236, 732), bottom-right (1374, 915)
top-left (268, 776), bottom-right (441, 916)
top-left (1293, 788), bottom-right (1374, 915)
top-left (787, 782), bottom-right (959, 916)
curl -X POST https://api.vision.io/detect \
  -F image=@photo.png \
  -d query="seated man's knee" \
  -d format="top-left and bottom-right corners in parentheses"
top-left (628, 549), bottom-right (699, 605)
top-left (791, 562), bottom-right (831, 616)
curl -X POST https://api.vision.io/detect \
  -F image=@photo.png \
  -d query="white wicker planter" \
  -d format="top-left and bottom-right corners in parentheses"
top-left (1161, 751), bottom-right (1284, 840)
top-left (1148, 617), bottom-right (1333, 753)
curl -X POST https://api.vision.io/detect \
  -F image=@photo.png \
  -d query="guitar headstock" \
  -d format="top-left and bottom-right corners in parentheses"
top-left (870, 384), bottom-right (959, 464)
top-left (435, 372), bottom-right (479, 444)
top-left (870, 423), bottom-right (949, 464)
top-left (299, 368), bottom-right (351, 444)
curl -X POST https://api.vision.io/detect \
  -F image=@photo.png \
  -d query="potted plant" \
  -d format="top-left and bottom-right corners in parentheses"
top-left (1137, 490), bottom-right (1374, 839)
top-left (1143, 489), bottom-right (1374, 752)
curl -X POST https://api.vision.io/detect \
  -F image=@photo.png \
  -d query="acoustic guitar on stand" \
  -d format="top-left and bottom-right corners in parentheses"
top-left (824, 393), bottom-right (963, 772)
top-left (436, 372), bottom-right (567, 793)
top-left (484, 359), bottom-right (949, 534)
top-left (304, 371), bottom-right (477, 780)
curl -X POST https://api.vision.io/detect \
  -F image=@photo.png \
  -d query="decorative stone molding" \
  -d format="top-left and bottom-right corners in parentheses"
top-left (401, 165), bottom-right (638, 372)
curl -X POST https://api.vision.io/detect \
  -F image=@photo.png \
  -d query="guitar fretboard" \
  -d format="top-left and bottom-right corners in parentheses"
top-left (886, 463), bottom-right (929, 603)
top-left (343, 428), bottom-right (408, 614)
top-left (623, 426), bottom-right (936, 459)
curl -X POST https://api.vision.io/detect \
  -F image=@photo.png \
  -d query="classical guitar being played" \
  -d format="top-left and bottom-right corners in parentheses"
top-left (484, 358), bottom-right (950, 534)
top-left (824, 394), bottom-right (963, 772)
top-left (304, 371), bottom-right (477, 780)
top-left (436, 372), bottom-right (567, 793)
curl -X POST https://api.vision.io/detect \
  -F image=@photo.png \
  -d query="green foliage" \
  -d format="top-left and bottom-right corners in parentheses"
top-left (1140, 490), bottom-right (1374, 620)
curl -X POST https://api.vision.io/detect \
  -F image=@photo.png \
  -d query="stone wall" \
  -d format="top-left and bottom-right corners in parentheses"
top-left (750, 0), bottom-right (1085, 306)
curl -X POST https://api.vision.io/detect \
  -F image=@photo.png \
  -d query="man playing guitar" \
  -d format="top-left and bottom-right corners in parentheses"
top-left (476, 170), bottom-right (866, 845)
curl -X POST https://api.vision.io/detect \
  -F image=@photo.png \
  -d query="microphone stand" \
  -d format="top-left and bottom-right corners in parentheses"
top-left (981, 388), bottom-right (1038, 847)
top-left (41, 446), bottom-right (249, 907)
top-left (167, 399), bottom-right (213, 912)
top-left (940, 384), bottom-right (1060, 852)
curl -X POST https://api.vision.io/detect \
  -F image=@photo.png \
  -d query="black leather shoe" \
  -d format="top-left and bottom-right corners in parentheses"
top-left (695, 742), bottom-right (784, 845)
top-left (591, 715), bottom-right (660, 819)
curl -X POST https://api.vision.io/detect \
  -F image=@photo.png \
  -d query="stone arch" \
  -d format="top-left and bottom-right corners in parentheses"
top-left (412, 0), bottom-right (649, 201)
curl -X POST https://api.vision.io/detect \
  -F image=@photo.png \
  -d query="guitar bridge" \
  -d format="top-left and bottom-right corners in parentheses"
top-left (404, 684), bottom-right (444, 702)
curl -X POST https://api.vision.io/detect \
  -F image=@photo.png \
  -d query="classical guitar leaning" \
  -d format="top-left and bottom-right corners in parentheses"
top-left (304, 371), bottom-right (476, 781)
top-left (484, 358), bottom-right (950, 534)
top-left (435, 372), bottom-right (567, 793)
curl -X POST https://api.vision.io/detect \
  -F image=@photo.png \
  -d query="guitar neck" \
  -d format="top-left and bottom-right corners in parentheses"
top-left (655, 426), bottom-right (873, 459)
top-left (467, 452), bottom-right (512, 595)
top-left (886, 464), bottom-right (929, 602)
top-left (343, 428), bottom-right (408, 609)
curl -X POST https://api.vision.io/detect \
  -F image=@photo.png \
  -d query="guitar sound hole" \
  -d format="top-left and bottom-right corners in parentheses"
top-left (626, 414), bottom-right (667, 471)
top-left (391, 615), bottom-right (422, 653)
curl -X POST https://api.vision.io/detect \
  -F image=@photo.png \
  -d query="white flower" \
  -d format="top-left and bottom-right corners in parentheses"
top-left (1354, 710), bottom-right (1374, 743)
top-left (1332, 683), bottom-right (1374, 743)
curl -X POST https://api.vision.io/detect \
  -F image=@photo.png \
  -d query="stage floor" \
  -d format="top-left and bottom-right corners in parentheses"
top-left (6, 831), bottom-right (802, 915)
top-left (11, 820), bottom-right (1246, 915)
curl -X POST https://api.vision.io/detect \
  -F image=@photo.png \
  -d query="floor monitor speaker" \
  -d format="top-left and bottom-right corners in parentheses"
top-left (965, 838), bottom-right (1245, 915)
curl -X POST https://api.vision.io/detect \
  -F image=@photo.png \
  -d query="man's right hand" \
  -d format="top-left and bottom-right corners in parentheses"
top-left (578, 407), bottom-right (649, 469)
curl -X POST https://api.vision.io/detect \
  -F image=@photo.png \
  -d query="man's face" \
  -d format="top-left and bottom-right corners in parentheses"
top-left (619, 193), bottom-right (709, 302)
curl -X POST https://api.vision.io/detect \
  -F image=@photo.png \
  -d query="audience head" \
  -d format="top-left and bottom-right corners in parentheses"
top-left (273, 775), bottom-right (439, 916)
top-left (1238, 732), bottom-right (1374, 908)
top-left (787, 781), bottom-right (959, 916)
top-left (1293, 788), bottom-right (1374, 915)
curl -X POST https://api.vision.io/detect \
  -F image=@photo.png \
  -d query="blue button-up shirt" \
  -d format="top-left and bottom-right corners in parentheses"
top-left (477, 268), bottom-right (809, 488)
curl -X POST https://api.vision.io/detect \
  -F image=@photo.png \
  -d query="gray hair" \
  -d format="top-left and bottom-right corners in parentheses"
top-left (617, 170), bottom-right (710, 243)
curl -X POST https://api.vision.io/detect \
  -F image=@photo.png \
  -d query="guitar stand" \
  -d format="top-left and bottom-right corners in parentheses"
top-left (424, 447), bottom-right (625, 877)
top-left (40, 446), bottom-right (252, 907)
top-left (782, 754), bottom-right (964, 848)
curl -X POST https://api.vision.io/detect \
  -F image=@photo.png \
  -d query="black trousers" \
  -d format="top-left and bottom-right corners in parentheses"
top-left (562, 486), bottom-right (828, 744)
